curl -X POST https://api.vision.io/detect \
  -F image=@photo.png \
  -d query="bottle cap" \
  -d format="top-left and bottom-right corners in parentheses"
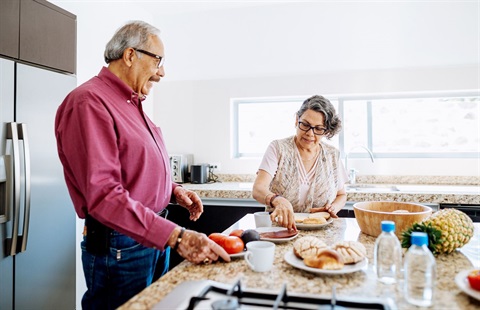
top-left (411, 232), bottom-right (429, 246)
top-left (381, 220), bottom-right (395, 233)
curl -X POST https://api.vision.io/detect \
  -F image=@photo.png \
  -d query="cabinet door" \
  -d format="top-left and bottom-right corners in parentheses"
top-left (0, 0), bottom-right (20, 59)
top-left (19, 0), bottom-right (76, 74)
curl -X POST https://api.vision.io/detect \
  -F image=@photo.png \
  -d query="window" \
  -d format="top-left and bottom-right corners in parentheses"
top-left (232, 91), bottom-right (479, 159)
top-left (232, 97), bottom-right (338, 157)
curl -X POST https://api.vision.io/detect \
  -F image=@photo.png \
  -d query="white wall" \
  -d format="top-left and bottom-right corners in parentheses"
top-left (154, 2), bottom-right (480, 176)
top-left (52, 1), bottom-right (480, 177)
top-left (49, 1), bottom-right (479, 308)
top-left (157, 66), bottom-right (479, 176)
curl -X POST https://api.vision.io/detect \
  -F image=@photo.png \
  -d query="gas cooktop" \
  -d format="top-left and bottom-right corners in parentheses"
top-left (153, 279), bottom-right (396, 309)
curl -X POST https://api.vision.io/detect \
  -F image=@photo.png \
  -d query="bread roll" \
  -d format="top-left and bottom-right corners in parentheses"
top-left (293, 236), bottom-right (328, 259)
top-left (332, 241), bottom-right (367, 264)
top-left (303, 217), bottom-right (327, 224)
top-left (304, 249), bottom-right (344, 270)
top-left (294, 214), bottom-right (305, 223)
top-left (309, 211), bottom-right (331, 220)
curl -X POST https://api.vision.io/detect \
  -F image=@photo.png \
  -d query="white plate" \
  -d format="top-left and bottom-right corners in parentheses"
top-left (455, 269), bottom-right (480, 301)
top-left (256, 227), bottom-right (299, 243)
top-left (295, 213), bottom-right (334, 230)
top-left (229, 250), bottom-right (246, 259)
top-left (284, 249), bottom-right (368, 275)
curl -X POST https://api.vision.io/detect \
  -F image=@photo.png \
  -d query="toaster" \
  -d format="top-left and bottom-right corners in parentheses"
top-left (169, 154), bottom-right (193, 183)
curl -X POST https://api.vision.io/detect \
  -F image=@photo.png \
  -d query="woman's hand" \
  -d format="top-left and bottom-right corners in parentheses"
top-left (270, 197), bottom-right (297, 231)
top-left (310, 203), bottom-right (339, 218)
top-left (173, 187), bottom-right (203, 221)
top-left (176, 229), bottom-right (231, 264)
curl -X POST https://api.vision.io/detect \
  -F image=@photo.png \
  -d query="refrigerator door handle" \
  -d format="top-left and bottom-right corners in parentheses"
top-left (0, 155), bottom-right (12, 224)
top-left (17, 123), bottom-right (31, 253)
top-left (5, 122), bottom-right (21, 256)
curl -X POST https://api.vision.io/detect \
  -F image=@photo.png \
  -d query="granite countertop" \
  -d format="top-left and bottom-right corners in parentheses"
top-left (120, 215), bottom-right (480, 309)
top-left (183, 181), bottom-right (480, 205)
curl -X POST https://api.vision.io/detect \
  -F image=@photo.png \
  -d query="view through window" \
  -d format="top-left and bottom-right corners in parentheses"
top-left (233, 92), bottom-right (479, 159)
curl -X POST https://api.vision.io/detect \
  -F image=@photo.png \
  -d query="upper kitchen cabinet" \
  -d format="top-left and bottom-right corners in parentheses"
top-left (20, 0), bottom-right (76, 74)
top-left (0, 0), bottom-right (76, 74)
top-left (0, 0), bottom-right (20, 58)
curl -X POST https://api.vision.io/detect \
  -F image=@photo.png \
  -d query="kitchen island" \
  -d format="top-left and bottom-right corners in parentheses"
top-left (120, 215), bottom-right (480, 309)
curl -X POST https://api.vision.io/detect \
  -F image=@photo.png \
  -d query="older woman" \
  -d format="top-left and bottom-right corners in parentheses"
top-left (252, 95), bottom-right (348, 230)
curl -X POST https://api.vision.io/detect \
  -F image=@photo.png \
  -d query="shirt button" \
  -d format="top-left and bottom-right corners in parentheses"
top-left (127, 100), bottom-right (131, 103)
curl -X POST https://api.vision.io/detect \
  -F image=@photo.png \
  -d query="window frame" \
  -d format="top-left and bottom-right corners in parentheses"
top-left (232, 90), bottom-right (480, 159)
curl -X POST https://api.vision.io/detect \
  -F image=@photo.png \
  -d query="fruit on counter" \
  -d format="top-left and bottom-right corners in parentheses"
top-left (208, 233), bottom-right (227, 247)
top-left (240, 229), bottom-right (261, 244)
top-left (223, 236), bottom-right (244, 254)
top-left (229, 229), bottom-right (244, 238)
top-left (467, 270), bottom-right (480, 291)
top-left (208, 233), bottom-right (244, 254)
top-left (401, 208), bottom-right (474, 255)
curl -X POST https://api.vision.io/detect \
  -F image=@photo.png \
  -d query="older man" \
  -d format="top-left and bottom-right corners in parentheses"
top-left (55, 20), bottom-right (229, 310)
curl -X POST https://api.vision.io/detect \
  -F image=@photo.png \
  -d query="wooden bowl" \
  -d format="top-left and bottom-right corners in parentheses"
top-left (353, 201), bottom-right (433, 238)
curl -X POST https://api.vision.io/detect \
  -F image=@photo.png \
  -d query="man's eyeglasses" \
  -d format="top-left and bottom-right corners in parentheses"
top-left (298, 121), bottom-right (327, 135)
top-left (133, 48), bottom-right (164, 68)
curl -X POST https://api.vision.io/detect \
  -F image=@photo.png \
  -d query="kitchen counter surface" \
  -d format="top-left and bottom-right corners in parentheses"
top-left (120, 215), bottom-right (480, 309)
top-left (183, 182), bottom-right (480, 205)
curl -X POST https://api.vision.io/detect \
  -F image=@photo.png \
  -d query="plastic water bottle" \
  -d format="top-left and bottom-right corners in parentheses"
top-left (374, 220), bottom-right (402, 284)
top-left (404, 232), bottom-right (436, 307)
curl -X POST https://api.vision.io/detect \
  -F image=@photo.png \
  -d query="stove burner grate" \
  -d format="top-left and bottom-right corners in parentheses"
top-left (183, 279), bottom-right (391, 310)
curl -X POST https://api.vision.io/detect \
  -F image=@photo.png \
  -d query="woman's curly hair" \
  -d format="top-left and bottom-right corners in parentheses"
top-left (296, 95), bottom-right (342, 139)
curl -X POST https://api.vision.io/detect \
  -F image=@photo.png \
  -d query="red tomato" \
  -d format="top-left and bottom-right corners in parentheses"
top-left (222, 236), bottom-right (244, 254)
top-left (467, 270), bottom-right (480, 291)
top-left (208, 233), bottom-right (227, 247)
top-left (229, 229), bottom-right (244, 238)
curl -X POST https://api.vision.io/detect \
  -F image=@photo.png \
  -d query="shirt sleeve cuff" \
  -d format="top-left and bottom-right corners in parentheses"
top-left (143, 216), bottom-right (178, 251)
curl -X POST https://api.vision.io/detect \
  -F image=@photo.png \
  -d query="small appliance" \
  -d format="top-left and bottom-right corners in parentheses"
top-left (190, 164), bottom-right (210, 184)
top-left (169, 154), bottom-right (193, 183)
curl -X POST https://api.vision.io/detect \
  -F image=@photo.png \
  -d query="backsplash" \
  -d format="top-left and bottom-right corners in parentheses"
top-left (216, 174), bottom-right (480, 186)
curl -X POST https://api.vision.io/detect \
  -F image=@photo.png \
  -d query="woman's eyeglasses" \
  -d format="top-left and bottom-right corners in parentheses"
top-left (298, 121), bottom-right (327, 135)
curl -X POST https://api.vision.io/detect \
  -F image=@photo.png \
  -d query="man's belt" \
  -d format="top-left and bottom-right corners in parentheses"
top-left (84, 208), bottom-right (169, 255)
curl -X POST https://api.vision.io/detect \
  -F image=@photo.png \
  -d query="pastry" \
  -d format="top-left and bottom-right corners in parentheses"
top-left (294, 213), bottom-right (305, 223)
top-left (309, 211), bottom-right (331, 220)
top-left (294, 211), bottom-right (330, 224)
top-left (303, 217), bottom-right (327, 224)
top-left (303, 249), bottom-right (344, 270)
top-left (332, 241), bottom-right (367, 264)
top-left (293, 236), bottom-right (328, 259)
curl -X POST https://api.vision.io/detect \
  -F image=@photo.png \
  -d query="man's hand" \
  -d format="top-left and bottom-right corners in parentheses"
top-left (176, 229), bottom-right (231, 264)
top-left (174, 187), bottom-right (203, 221)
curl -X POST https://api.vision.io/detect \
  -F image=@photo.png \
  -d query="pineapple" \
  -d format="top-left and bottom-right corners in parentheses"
top-left (401, 208), bottom-right (474, 255)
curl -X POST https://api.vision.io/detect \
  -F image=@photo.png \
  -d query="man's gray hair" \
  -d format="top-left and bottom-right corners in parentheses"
top-left (104, 20), bottom-right (161, 64)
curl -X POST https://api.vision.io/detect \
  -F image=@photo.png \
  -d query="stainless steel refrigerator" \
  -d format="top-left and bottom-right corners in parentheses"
top-left (0, 58), bottom-right (76, 309)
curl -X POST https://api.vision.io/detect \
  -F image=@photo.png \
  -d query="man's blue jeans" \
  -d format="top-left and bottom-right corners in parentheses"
top-left (80, 231), bottom-right (170, 310)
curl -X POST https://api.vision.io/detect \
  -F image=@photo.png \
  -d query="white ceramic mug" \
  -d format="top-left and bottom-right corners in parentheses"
top-left (245, 241), bottom-right (275, 272)
top-left (254, 211), bottom-right (272, 228)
